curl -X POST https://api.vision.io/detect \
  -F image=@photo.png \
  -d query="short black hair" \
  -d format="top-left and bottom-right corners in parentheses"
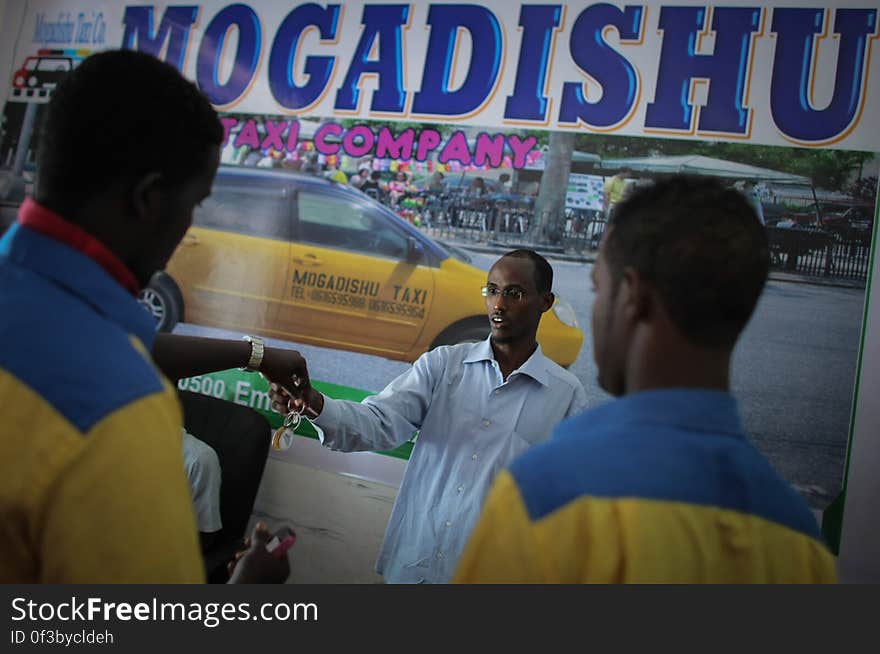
top-left (606, 175), bottom-right (769, 349)
top-left (36, 49), bottom-right (222, 217)
top-left (501, 249), bottom-right (553, 294)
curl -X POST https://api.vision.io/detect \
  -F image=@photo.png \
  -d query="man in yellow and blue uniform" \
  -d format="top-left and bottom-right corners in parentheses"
top-left (1, 49), bottom-right (303, 584)
top-left (0, 49), bottom-right (229, 583)
top-left (455, 391), bottom-right (836, 583)
top-left (0, 198), bottom-right (207, 582)
top-left (456, 176), bottom-right (837, 583)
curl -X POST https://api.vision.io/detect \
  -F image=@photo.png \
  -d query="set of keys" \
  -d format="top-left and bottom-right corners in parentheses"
top-left (271, 407), bottom-right (324, 450)
top-left (272, 409), bottom-right (302, 451)
top-left (270, 376), bottom-right (323, 451)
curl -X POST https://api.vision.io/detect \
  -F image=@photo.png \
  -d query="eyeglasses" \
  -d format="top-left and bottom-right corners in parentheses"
top-left (481, 286), bottom-right (528, 302)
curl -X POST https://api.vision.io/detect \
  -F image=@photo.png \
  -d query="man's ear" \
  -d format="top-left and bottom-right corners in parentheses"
top-left (539, 291), bottom-right (555, 313)
top-left (130, 172), bottom-right (165, 223)
top-left (620, 267), bottom-right (651, 321)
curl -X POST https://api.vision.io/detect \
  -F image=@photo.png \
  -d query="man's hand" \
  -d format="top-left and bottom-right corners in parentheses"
top-left (227, 522), bottom-right (291, 584)
top-left (261, 350), bottom-right (323, 417)
top-left (258, 347), bottom-right (310, 396)
top-left (269, 379), bottom-right (324, 419)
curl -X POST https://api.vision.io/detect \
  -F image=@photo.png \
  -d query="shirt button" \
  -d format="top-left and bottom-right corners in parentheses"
top-left (445, 520), bottom-right (452, 528)
top-left (472, 453), bottom-right (479, 460)
top-left (482, 419), bottom-right (491, 427)
top-left (457, 485), bottom-right (464, 493)
top-left (436, 552), bottom-right (443, 560)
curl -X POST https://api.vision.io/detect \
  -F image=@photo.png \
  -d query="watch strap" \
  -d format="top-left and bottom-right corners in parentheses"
top-left (240, 335), bottom-right (265, 372)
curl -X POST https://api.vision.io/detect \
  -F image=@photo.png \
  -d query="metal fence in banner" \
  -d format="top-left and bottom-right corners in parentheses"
top-left (420, 197), bottom-right (609, 254)
top-left (767, 228), bottom-right (872, 281)
top-left (418, 204), bottom-right (871, 282)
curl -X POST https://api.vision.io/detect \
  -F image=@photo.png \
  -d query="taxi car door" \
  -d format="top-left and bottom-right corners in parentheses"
top-left (166, 178), bottom-right (292, 334)
top-left (278, 190), bottom-right (435, 358)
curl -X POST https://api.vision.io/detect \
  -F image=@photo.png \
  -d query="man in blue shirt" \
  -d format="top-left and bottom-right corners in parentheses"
top-left (272, 250), bottom-right (587, 582)
top-left (455, 176), bottom-right (836, 583)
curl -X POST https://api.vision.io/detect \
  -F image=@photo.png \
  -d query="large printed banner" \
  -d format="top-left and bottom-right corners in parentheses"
top-left (3, 0), bottom-right (880, 576)
top-left (6, 0), bottom-right (880, 151)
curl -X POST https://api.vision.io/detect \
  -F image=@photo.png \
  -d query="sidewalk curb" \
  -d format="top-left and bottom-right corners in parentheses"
top-left (764, 273), bottom-right (866, 291)
top-left (437, 238), bottom-right (867, 291)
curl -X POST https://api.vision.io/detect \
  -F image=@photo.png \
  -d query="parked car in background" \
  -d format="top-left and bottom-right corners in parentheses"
top-left (771, 201), bottom-right (874, 235)
top-left (760, 202), bottom-right (790, 227)
top-left (141, 166), bottom-right (584, 366)
top-left (783, 205), bottom-right (822, 228)
top-left (820, 205), bottom-right (874, 237)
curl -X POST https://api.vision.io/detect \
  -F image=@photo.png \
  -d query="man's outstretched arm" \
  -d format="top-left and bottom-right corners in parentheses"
top-left (153, 333), bottom-right (307, 393)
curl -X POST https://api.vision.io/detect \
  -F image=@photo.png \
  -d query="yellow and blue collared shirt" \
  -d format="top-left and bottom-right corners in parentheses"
top-left (455, 389), bottom-right (837, 583)
top-left (0, 200), bottom-right (203, 582)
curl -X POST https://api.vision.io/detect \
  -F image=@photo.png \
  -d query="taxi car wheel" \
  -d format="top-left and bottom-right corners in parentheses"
top-left (431, 318), bottom-right (490, 348)
top-left (139, 272), bottom-right (183, 332)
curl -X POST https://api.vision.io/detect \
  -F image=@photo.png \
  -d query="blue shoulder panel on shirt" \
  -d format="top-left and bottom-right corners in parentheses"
top-left (0, 262), bottom-right (164, 434)
top-left (510, 410), bottom-right (823, 542)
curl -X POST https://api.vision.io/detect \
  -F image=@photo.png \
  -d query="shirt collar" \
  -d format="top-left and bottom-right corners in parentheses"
top-left (590, 388), bottom-right (744, 438)
top-left (462, 337), bottom-right (495, 364)
top-left (17, 197), bottom-right (141, 295)
top-left (463, 337), bottom-right (551, 387)
top-left (2, 204), bottom-right (158, 349)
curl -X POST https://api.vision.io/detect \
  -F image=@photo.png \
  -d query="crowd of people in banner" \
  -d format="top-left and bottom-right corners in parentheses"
top-left (221, 138), bottom-right (539, 230)
top-left (225, 145), bottom-right (662, 243)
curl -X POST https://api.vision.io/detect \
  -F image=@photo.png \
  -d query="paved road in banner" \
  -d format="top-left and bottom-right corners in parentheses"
top-left (176, 253), bottom-right (866, 510)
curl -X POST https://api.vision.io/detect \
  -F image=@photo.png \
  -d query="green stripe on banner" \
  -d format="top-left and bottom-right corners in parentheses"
top-left (176, 370), bottom-right (414, 461)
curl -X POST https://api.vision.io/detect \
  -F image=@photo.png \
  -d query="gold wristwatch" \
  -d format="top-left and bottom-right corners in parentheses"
top-left (240, 335), bottom-right (265, 372)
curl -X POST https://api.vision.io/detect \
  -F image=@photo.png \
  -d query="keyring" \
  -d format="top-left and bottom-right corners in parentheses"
top-left (282, 410), bottom-right (301, 430)
top-left (271, 409), bottom-right (324, 451)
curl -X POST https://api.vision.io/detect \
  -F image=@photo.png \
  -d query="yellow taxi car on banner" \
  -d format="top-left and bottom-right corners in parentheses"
top-left (140, 166), bottom-right (583, 366)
